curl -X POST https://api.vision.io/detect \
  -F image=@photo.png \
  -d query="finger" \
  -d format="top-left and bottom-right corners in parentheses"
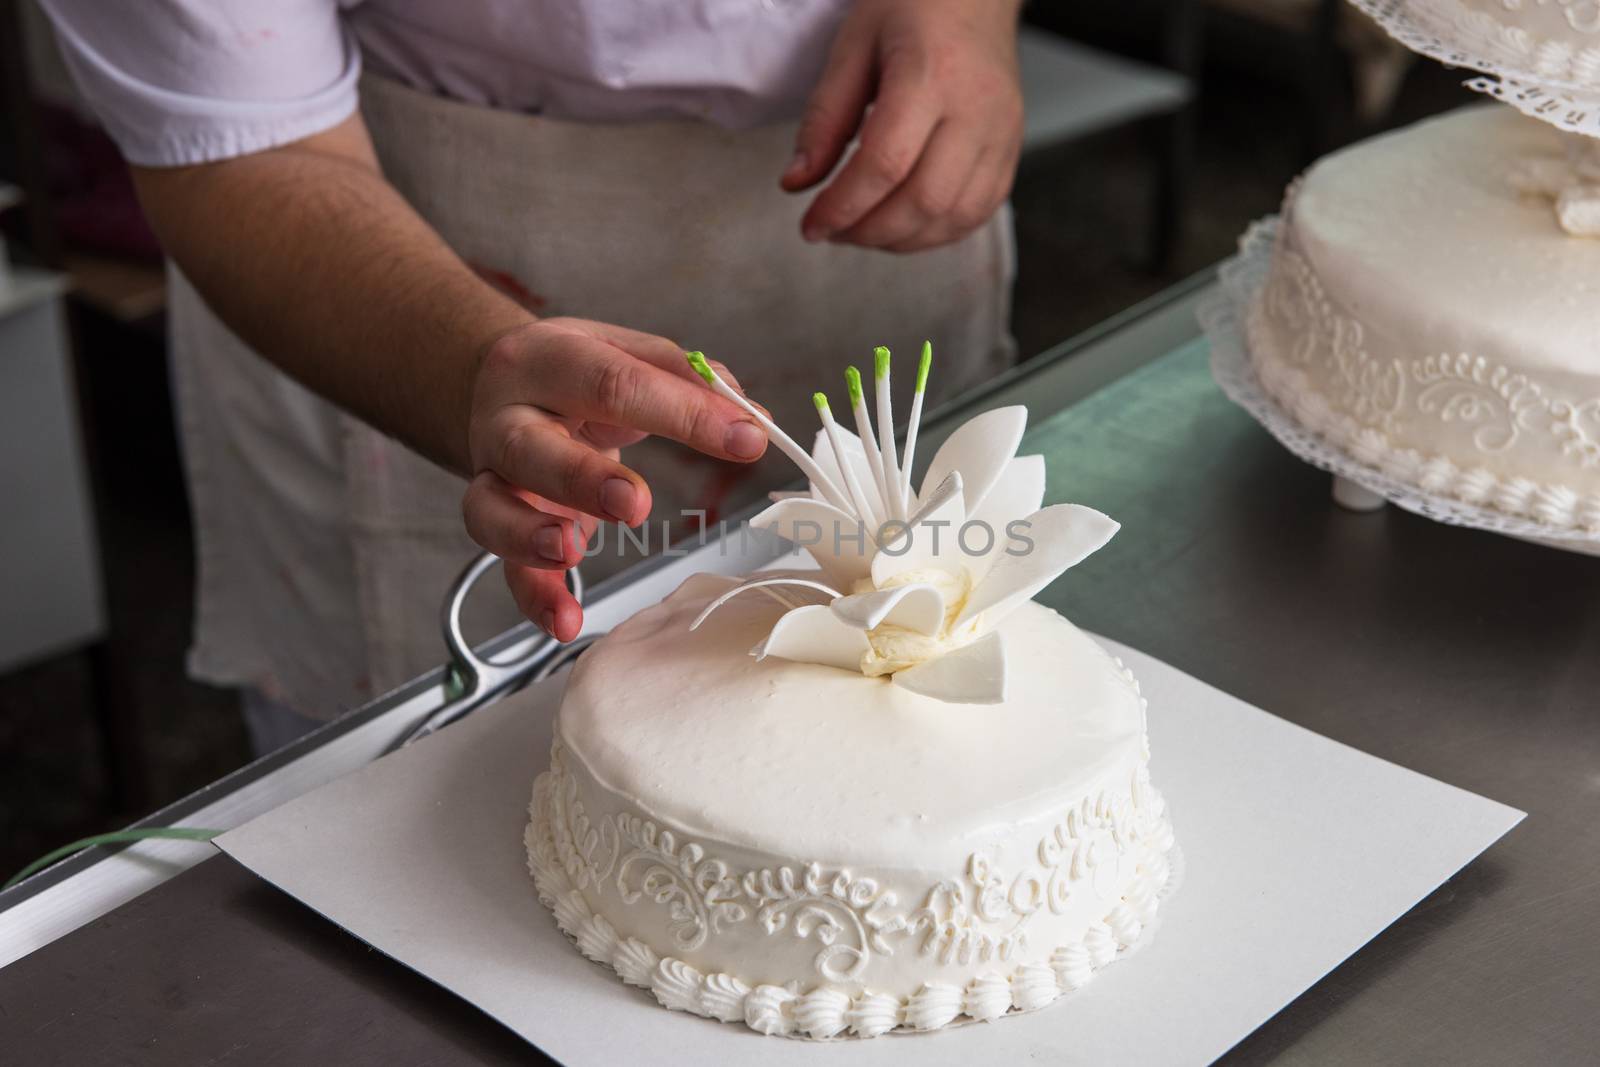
top-left (504, 561), bottom-right (582, 641)
top-left (462, 471), bottom-right (583, 568)
top-left (575, 511), bottom-right (601, 549)
top-left (580, 324), bottom-right (750, 397)
top-left (488, 411), bottom-right (654, 525)
top-left (984, 130), bottom-right (1022, 213)
top-left (574, 320), bottom-right (687, 373)
top-left (572, 450), bottom-right (615, 549)
top-left (655, 350), bottom-right (748, 397)
top-left (885, 158), bottom-right (996, 253)
top-left (704, 359), bottom-right (746, 396)
top-left (559, 320), bottom-right (757, 405)
top-left (578, 421), bottom-right (649, 451)
top-left (541, 343), bottom-right (768, 462)
top-left (832, 121), bottom-right (981, 250)
top-left (690, 358), bottom-right (769, 420)
top-left (800, 53), bottom-right (939, 241)
top-left (782, 23), bottom-right (875, 192)
top-left (887, 135), bottom-right (1016, 254)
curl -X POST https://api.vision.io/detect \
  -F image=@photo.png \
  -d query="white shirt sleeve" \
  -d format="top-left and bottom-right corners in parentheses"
top-left (37, 0), bottom-right (362, 167)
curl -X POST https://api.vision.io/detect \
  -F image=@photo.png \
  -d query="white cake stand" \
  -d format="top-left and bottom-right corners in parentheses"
top-left (1350, 0), bottom-right (1600, 137)
top-left (1200, 219), bottom-right (1600, 556)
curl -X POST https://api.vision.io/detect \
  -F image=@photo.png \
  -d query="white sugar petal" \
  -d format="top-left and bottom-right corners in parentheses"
top-left (749, 497), bottom-right (874, 584)
top-left (967, 454), bottom-right (1047, 583)
top-left (811, 427), bottom-right (887, 522)
top-left (916, 406), bottom-right (1026, 516)
top-left (754, 604), bottom-right (871, 672)
top-left (893, 631), bottom-right (1007, 704)
top-left (969, 454), bottom-right (1047, 529)
top-left (870, 472), bottom-right (966, 587)
top-left (689, 573), bottom-right (842, 630)
top-left (830, 583), bottom-right (945, 636)
top-left (955, 504), bottom-right (1119, 628)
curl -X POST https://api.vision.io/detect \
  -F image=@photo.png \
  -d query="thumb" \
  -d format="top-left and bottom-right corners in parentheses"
top-left (782, 25), bottom-right (875, 192)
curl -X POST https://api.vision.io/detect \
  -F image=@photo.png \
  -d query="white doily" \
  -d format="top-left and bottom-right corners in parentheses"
top-left (1198, 218), bottom-right (1600, 552)
top-left (1350, 0), bottom-right (1600, 96)
top-left (1465, 74), bottom-right (1600, 137)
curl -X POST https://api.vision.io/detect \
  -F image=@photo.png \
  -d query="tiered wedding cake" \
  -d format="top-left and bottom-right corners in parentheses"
top-left (1244, 1), bottom-right (1600, 532)
top-left (525, 350), bottom-right (1177, 1039)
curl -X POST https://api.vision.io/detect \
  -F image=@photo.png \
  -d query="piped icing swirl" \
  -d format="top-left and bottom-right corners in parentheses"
top-left (963, 973), bottom-right (1013, 1022)
top-left (743, 985), bottom-right (796, 1036)
top-left (1051, 943), bottom-right (1094, 991)
top-left (651, 959), bottom-right (703, 1013)
top-left (611, 937), bottom-right (658, 988)
top-left (699, 972), bottom-right (751, 1024)
top-left (904, 983), bottom-right (964, 1031)
top-left (793, 988), bottom-right (852, 1039)
top-left (846, 992), bottom-right (901, 1038)
top-left (1011, 963), bottom-right (1061, 1012)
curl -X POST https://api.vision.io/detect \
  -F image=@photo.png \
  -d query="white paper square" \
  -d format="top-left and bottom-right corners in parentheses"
top-left (217, 640), bottom-right (1522, 1065)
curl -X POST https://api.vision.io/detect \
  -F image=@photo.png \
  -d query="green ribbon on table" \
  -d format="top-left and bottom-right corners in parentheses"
top-left (4, 827), bottom-right (222, 891)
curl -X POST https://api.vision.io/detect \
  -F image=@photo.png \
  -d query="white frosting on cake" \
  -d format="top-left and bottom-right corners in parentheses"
top-left (1400, 0), bottom-right (1600, 85)
top-left (1452, 0), bottom-right (1600, 44)
top-left (525, 573), bottom-right (1175, 1039)
top-left (1250, 106), bottom-right (1600, 529)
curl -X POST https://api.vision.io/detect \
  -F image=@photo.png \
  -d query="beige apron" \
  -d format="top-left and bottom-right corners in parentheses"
top-left (171, 72), bottom-right (1015, 720)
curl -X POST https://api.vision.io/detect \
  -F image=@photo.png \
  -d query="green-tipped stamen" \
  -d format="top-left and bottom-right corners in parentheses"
top-left (814, 386), bottom-right (880, 530)
top-left (902, 342), bottom-right (932, 508)
top-left (844, 364), bottom-right (890, 515)
top-left (687, 353), bottom-right (852, 512)
top-left (685, 350), bottom-right (716, 385)
top-left (873, 345), bottom-right (903, 519)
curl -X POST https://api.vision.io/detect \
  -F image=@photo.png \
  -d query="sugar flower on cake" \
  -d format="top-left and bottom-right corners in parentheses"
top-left (683, 346), bottom-right (1119, 705)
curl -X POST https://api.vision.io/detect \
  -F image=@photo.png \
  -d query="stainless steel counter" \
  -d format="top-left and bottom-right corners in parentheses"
top-left (3, 272), bottom-right (1596, 1063)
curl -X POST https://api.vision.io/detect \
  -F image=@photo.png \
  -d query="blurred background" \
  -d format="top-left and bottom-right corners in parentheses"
top-left (0, 0), bottom-right (1473, 875)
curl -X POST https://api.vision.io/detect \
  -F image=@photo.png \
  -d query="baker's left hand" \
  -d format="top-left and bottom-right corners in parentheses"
top-left (781, 0), bottom-right (1024, 253)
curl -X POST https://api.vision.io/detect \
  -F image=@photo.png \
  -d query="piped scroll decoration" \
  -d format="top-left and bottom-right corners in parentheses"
top-left (543, 715), bottom-right (1173, 986)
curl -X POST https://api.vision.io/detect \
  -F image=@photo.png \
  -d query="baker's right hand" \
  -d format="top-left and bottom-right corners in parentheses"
top-left (461, 317), bottom-right (768, 641)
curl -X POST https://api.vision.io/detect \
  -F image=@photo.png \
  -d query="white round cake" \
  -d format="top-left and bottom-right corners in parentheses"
top-left (1248, 105), bottom-right (1600, 530)
top-left (525, 572), bottom-right (1175, 1039)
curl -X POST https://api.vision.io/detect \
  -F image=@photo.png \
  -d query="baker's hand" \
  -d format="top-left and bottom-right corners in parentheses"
top-left (781, 0), bottom-right (1024, 253)
top-left (462, 317), bottom-right (767, 640)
